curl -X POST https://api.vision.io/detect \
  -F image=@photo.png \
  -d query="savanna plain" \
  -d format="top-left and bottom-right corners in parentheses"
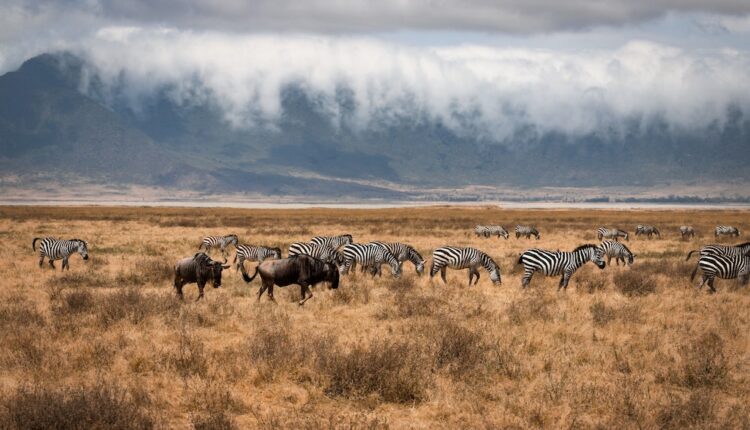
top-left (1, 205), bottom-right (749, 429)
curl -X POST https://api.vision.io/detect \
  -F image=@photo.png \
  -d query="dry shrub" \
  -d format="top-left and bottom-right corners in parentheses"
top-left (47, 271), bottom-right (113, 289)
top-left (577, 276), bottom-right (608, 294)
top-left (319, 339), bottom-right (430, 403)
top-left (187, 380), bottom-right (244, 430)
top-left (0, 296), bottom-right (45, 329)
top-left (168, 329), bottom-right (209, 379)
top-left (331, 282), bottom-right (371, 306)
top-left (52, 289), bottom-right (94, 317)
top-left (376, 292), bottom-right (447, 320)
top-left (115, 258), bottom-right (173, 286)
top-left (96, 288), bottom-right (153, 326)
top-left (507, 291), bottom-right (557, 325)
top-left (0, 381), bottom-right (156, 429)
top-left (429, 320), bottom-right (486, 378)
top-left (251, 407), bottom-right (388, 430)
top-left (191, 411), bottom-right (237, 430)
top-left (677, 331), bottom-right (728, 388)
top-left (614, 271), bottom-right (657, 297)
top-left (657, 390), bottom-right (715, 430)
top-left (385, 275), bottom-right (417, 291)
top-left (590, 301), bottom-right (616, 326)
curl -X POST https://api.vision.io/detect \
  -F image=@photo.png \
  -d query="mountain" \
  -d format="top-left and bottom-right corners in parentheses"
top-left (1, 52), bottom-right (748, 199)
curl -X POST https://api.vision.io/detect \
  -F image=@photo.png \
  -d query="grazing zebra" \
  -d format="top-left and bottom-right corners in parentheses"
top-left (691, 253), bottom-right (750, 293)
top-left (680, 226), bottom-right (695, 239)
top-left (430, 246), bottom-right (501, 286)
top-left (599, 240), bottom-right (635, 266)
top-left (517, 244), bottom-right (606, 290)
top-left (199, 234), bottom-right (239, 263)
top-left (597, 227), bottom-right (629, 241)
top-left (715, 226), bottom-right (740, 238)
top-left (32, 237), bottom-right (89, 270)
top-left (233, 245), bottom-right (282, 271)
top-left (287, 242), bottom-right (343, 266)
top-left (340, 243), bottom-right (401, 278)
top-left (310, 234), bottom-right (353, 250)
top-left (487, 225), bottom-right (509, 239)
top-left (685, 242), bottom-right (750, 280)
top-left (474, 225), bottom-right (489, 237)
top-left (368, 241), bottom-right (425, 275)
top-left (635, 225), bottom-right (660, 239)
top-left (515, 225), bottom-right (540, 240)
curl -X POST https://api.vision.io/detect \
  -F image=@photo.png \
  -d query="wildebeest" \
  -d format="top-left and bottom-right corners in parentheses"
top-left (173, 252), bottom-right (230, 301)
top-left (241, 255), bottom-right (339, 305)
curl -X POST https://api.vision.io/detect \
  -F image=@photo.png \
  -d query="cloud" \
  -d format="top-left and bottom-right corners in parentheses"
top-left (63, 28), bottom-right (750, 142)
top-left (3, 0), bottom-right (750, 37)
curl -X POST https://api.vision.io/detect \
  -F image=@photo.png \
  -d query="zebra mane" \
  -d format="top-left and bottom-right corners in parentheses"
top-left (572, 244), bottom-right (598, 252)
top-left (734, 242), bottom-right (750, 248)
top-left (479, 251), bottom-right (499, 270)
top-left (408, 246), bottom-right (424, 262)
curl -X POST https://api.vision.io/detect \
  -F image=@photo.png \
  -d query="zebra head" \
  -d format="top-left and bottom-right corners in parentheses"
top-left (270, 247), bottom-right (282, 259)
top-left (592, 246), bottom-right (606, 269)
top-left (226, 234), bottom-right (239, 245)
top-left (73, 239), bottom-right (89, 261)
top-left (489, 266), bottom-right (501, 284)
top-left (415, 260), bottom-right (425, 276)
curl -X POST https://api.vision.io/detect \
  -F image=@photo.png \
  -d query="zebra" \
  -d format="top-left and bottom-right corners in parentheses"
top-left (599, 240), bottom-right (635, 266)
top-left (635, 225), bottom-right (660, 239)
top-left (597, 227), bottom-right (629, 241)
top-left (515, 225), bottom-right (540, 240)
top-left (368, 241), bottom-right (425, 276)
top-left (474, 225), bottom-right (489, 237)
top-left (691, 253), bottom-right (750, 293)
top-left (340, 243), bottom-right (401, 278)
top-left (310, 234), bottom-right (353, 250)
top-left (233, 244), bottom-right (282, 271)
top-left (487, 225), bottom-right (509, 239)
top-left (685, 242), bottom-right (750, 280)
top-left (679, 226), bottom-right (695, 239)
top-left (715, 226), bottom-right (740, 238)
top-left (199, 234), bottom-right (239, 263)
top-left (32, 237), bottom-right (89, 270)
top-left (517, 244), bottom-right (606, 290)
top-left (429, 246), bottom-right (501, 286)
top-left (288, 242), bottom-right (344, 266)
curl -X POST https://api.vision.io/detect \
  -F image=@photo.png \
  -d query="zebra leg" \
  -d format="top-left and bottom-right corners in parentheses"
top-left (440, 267), bottom-right (447, 284)
top-left (607, 256), bottom-right (612, 265)
top-left (49, 259), bottom-right (56, 269)
top-left (473, 268), bottom-right (480, 285)
top-left (559, 272), bottom-right (572, 290)
top-left (63, 258), bottom-right (69, 270)
top-left (707, 277), bottom-right (716, 293)
top-left (521, 269), bottom-right (534, 288)
top-left (468, 269), bottom-right (473, 286)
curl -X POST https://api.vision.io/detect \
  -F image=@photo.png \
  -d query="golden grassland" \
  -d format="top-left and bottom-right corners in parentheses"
top-left (0, 205), bottom-right (749, 429)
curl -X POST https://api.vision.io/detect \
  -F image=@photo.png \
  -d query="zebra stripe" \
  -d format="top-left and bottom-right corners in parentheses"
top-left (369, 241), bottom-right (425, 275)
top-left (310, 234), bottom-right (353, 250)
top-left (715, 226), bottom-right (740, 238)
top-left (234, 244), bottom-right (282, 271)
top-left (474, 225), bottom-right (489, 237)
top-left (693, 253), bottom-right (750, 293)
top-left (288, 242), bottom-right (343, 266)
top-left (32, 237), bottom-right (89, 270)
top-left (599, 240), bottom-right (635, 266)
top-left (430, 246), bottom-right (501, 285)
top-left (199, 234), bottom-right (239, 262)
top-left (597, 227), bottom-right (628, 241)
top-left (635, 225), bottom-right (660, 239)
top-left (341, 243), bottom-right (400, 278)
top-left (518, 244), bottom-right (606, 289)
top-left (679, 226), bottom-right (695, 239)
top-left (515, 225), bottom-right (540, 240)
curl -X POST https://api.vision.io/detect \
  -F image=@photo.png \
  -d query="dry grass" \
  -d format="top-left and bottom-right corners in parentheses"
top-left (1, 205), bottom-right (749, 428)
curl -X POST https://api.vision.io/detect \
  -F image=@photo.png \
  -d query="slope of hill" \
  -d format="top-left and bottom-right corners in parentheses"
top-left (0, 52), bottom-right (748, 198)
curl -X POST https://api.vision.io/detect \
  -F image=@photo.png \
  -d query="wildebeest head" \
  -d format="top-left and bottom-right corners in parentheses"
top-left (324, 262), bottom-right (340, 289)
top-left (72, 239), bottom-right (89, 261)
top-left (195, 253), bottom-right (230, 287)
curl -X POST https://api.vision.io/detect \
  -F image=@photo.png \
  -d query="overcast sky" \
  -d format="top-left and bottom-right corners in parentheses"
top-left (2, 0), bottom-right (750, 140)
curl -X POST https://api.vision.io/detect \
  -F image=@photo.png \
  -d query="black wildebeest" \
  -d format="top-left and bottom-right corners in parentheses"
top-left (241, 255), bottom-right (339, 305)
top-left (173, 252), bottom-right (230, 301)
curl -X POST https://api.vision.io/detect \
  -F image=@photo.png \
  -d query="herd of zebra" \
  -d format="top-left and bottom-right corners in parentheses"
top-left (31, 223), bottom-right (747, 296)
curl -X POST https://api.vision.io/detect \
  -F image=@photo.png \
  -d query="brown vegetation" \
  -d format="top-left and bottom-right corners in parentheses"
top-left (0, 205), bottom-right (749, 428)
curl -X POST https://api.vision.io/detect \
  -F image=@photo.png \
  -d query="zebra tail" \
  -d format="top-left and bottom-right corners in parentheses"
top-left (517, 254), bottom-right (523, 265)
top-left (241, 266), bottom-right (259, 283)
top-left (685, 250), bottom-right (699, 261)
top-left (198, 242), bottom-right (206, 250)
top-left (32, 237), bottom-right (40, 252)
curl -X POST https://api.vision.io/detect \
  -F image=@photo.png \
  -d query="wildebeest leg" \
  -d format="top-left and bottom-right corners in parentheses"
top-left (196, 282), bottom-right (205, 302)
top-left (174, 279), bottom-right (185, 300)
top-left (299, 283), bottom-right (312, 306)
top-left (440, 267), bottom-right (447, 284)
top-left (267, 284), bottom-right (276, 303)
top-left (256, 283), bottom-right (268, 302)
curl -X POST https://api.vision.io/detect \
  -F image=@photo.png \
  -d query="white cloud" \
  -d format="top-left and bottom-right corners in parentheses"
top-left (69, 28), bottom-right (750, 141)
